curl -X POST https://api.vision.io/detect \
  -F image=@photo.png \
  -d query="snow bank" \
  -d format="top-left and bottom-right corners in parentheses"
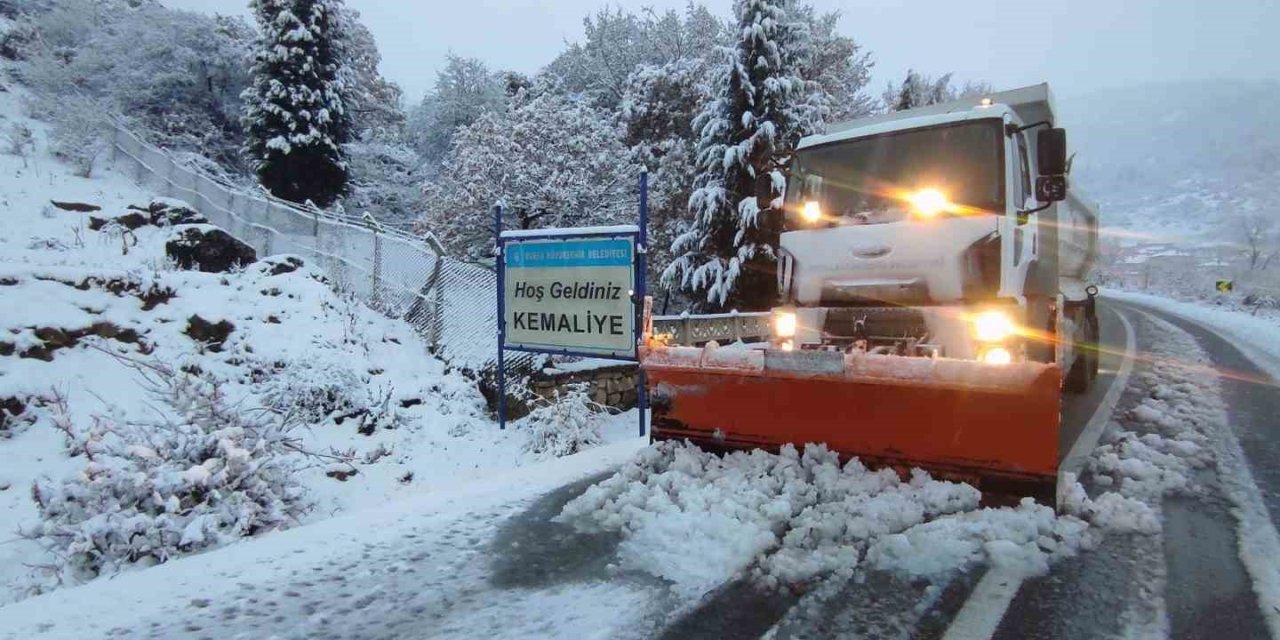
top-left (1108, 290), bottom-right (1280, 382)
top-left (558, 441), bottom-right (1155, 596)
top-left (1114, 303), bottom-right (1280, 636)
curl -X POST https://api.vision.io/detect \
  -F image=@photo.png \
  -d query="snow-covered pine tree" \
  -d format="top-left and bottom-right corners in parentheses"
top-left (663, 0), bottom-right (820, 312)
top-left (242, 0), bottom-right (350, 207)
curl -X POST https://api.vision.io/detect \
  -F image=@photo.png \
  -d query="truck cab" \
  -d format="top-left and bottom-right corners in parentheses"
top-left (772, 84), bottom-right (1099, 389)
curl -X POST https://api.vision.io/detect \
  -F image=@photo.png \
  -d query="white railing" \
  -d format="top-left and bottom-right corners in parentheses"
top-left (652, 311), bottom-right (772, 346)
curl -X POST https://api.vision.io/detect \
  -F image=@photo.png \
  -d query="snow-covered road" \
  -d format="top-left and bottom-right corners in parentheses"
top-left (2, 295), bottom-right (1279, 640)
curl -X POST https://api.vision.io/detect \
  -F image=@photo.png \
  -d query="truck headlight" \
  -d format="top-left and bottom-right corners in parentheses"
top-left (773, 310), bottom-right (797, 338)
top-left (801, 201), bottom-right (822, 223)
top-left (981, 347), bottom-right (1013, 365)
top-left (973, 310), bottom-right (1016, 343)
top-left (908, 188), bottom-right (949, 218)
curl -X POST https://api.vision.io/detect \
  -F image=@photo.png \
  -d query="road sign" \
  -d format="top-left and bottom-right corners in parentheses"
top-left (492, 171), bottom-right (650, 437)
top-left (501, 233), bottom-right (637, 359)
top-left (1217, 280), bottom-right (1234, 293)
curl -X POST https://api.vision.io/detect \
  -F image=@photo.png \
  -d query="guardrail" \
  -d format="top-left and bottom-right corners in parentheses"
top-left (652, 311), bottom-right (772, 346)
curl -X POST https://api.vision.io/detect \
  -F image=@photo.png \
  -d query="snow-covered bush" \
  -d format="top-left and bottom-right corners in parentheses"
top-left (0, 9), bottom-right (36, 61)
top-left (340, 140), bottom-right (422, 227)
top-left (2, 121), bottom-right (33, 156)
top-left (522, 383), bottom-right (606, 459)
top-left (23, 362), bottom-right (309, 584)
top-left (259, 360), bottom-right (367, 425)
top-left (258, 359), bottom-right (402, 434)
top-left (42, 93), bottom-right (106, 177)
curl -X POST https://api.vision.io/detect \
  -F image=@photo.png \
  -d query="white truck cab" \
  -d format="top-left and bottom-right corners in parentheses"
top-left (771, 84), bottom-right (1100, 389)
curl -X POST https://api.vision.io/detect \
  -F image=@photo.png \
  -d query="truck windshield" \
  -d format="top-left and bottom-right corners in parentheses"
top-left (787, 120), bottom-right (1005, 223)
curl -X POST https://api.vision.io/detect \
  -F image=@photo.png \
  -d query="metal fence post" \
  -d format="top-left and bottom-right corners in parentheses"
top-left (133, 140), bottom-right (144, 183)
top-left (368, 215), bottom-right (383, 310)
top-left (163, 157), bottom-right (174, 198)
top-left (110, 126), bottom-right (119, 165)
top-left (432, 261), bottom-right (445, 349)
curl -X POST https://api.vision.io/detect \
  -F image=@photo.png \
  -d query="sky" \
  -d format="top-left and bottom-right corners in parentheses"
top-left (162, 0), bottom-right (1280, 104)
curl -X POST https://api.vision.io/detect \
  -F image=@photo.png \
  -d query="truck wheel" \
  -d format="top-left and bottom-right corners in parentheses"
top-left (1064, 313), bottom-right (1099, 394)
top-left (1064, 348), bottom-right (1091, 394)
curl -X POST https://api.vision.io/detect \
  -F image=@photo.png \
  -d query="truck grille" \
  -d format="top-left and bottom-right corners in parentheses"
top-left (821, 307), bottom-right (929, 346)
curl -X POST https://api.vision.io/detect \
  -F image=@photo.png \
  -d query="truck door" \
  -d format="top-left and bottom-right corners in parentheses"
top-left (1014, 131), bottom-right (1036, 267)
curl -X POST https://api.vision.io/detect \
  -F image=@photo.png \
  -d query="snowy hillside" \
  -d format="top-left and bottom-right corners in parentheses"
top-left (0, 88), bottom-right (635, 604)
top-left (1060, 79), bottom-right (1280, 241)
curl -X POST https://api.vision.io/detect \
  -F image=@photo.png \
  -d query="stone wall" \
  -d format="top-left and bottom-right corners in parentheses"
top-left (530, 363), bottom-right (641, 411)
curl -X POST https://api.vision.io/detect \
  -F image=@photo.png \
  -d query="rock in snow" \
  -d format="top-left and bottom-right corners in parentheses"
top-left (165, 224), bottom-right (257, 273)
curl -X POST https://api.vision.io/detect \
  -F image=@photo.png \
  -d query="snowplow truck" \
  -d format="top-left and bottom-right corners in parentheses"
top-left (643, 83), bottom-right (1100, 505)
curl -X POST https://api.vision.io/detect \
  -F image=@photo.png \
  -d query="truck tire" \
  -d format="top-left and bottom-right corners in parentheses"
top-left (1064, 350), bottom-right (1090, 393)
top-left (1064, 312), bottom-right (1099, 394)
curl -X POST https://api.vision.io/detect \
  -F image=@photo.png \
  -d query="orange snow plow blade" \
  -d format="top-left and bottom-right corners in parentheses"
top-left (643, 346), bottom-right (1062, 504)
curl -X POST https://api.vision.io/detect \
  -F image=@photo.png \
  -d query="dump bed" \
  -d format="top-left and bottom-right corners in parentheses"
top-left (1059, 188), bottom-right (1099, 284)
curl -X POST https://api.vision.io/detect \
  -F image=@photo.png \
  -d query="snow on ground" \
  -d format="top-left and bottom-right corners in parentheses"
top-left (1112, 297), bottom-right (1280, 636)
top-left (1108, 290), bottom-right (1280, 382)
top-left (0, 86), bottom-right (636, 604)
top-left (0, 441), bottom-right (650, 640)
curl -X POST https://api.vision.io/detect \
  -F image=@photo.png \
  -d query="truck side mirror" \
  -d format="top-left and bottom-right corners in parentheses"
top-left (1034, 128), bottom-right (1068, 203)
top-left (1035, 175), bottom-right (1067, 202)
top-left (1037, 128), bottom-right (1067, 176)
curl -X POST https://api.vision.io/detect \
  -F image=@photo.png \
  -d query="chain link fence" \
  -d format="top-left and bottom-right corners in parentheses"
top-left (109, 125), bottom-right (529, 373)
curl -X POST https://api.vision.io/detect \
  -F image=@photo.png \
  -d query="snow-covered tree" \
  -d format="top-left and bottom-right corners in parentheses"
top-left (339, 139), bottom-right (421, 226)
top-left (408, 55), bottom-right (505, 164)
top-left (620, 58), bottom-right (710, 292)
top-left (663, 0), bottom-right (821, 311)
top-left (545, 5), bottom-right (727, 109)
top-left (800, 8), bottom-right (875, 123)
top-left (334, 8), bottom-right (405, 141)
top-left (418, 90), bottom-right (634, 259)
top-left (883, 69), bottom-right (992, 112)
top-left (19, 1), bottom-right (255, 170)
top-left (242, 0), bottom-right (350, 207)
top-left (1240, 212), bottom-right (1277, 271)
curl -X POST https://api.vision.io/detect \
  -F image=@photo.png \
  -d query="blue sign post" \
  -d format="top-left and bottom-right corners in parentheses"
top-left (495, 172), bottom-right (649, 438)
